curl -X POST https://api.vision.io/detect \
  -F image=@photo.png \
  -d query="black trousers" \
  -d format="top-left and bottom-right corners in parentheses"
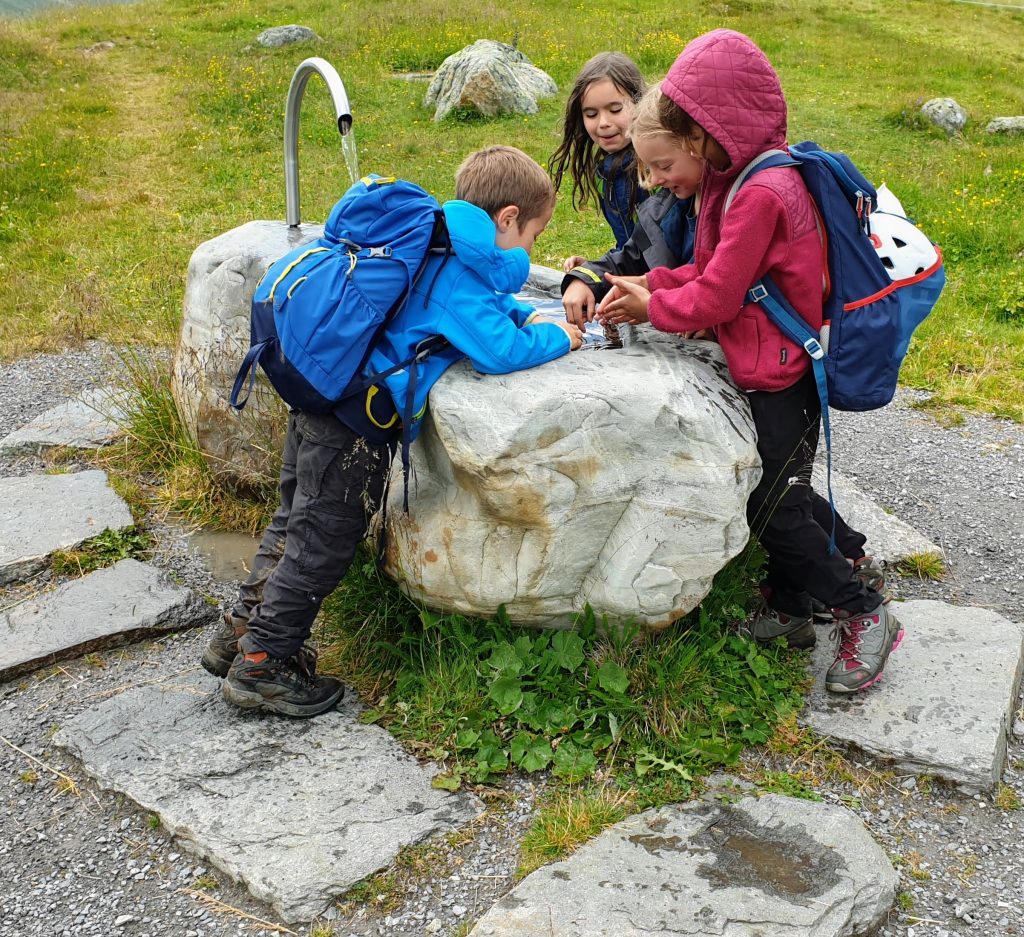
top-left (238, 411), bottom-right (394, 659)
top-left (746, 370), bottom-right (877, 616)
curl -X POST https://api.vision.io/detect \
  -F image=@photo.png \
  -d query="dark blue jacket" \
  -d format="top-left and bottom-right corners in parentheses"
top-left (597, 150), bottom-right (649, 249)
top-left (562, 187), bottom-right (696, 301)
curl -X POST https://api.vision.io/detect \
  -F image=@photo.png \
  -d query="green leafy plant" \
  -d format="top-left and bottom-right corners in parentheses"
top-left (320, 548), bottom-right (806, 789)
top-left (50, 526), bottom-right (152, 577)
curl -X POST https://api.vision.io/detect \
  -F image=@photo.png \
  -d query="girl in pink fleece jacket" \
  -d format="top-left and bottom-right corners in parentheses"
top-left (599, 29), bottom-right (903, 694)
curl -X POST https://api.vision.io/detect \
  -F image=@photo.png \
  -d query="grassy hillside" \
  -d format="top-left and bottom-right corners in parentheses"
top-left (2, 0), bottom-right (1023, 418)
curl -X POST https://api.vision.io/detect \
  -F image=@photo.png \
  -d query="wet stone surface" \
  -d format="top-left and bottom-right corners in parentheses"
top-left (468, 794), bottom-right (897, 936)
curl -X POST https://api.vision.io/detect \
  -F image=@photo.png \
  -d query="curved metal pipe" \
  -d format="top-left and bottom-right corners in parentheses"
top-left (284, 57), bottom-right (353, 227)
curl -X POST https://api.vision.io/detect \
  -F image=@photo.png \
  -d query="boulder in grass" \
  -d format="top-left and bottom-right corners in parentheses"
top-left (382, 329), bottom-right (762, 632)
top-left (920, 97), bottom-right (967, 135)
top-left (987, 116), bottom-right (1024, 135)
top-left (425, 40), bottom-right (557, 122)
top-left (256, 25), bottom-right (319, 48)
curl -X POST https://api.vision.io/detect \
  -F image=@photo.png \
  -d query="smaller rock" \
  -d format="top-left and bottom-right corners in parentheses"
top-left (426, 920), bottom-right (442, 934)
top-left (921, 97), bottom-right (967, 135)
top-left (986, 117), bottom-right (1024, 135)
top-left (114, 916), bottom-right (136, 927)
top-left (256, 25), bottom-right (318, 48)
top-left (1013, 719), bottom-right (1024, 739)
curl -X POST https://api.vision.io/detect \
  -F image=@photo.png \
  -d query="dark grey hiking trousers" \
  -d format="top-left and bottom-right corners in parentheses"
top-left (746, 369), bottom-right (878, 617)
top-left (237, 411), bottom-right (394, 660)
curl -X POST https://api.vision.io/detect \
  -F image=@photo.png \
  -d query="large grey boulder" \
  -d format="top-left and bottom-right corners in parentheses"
top-left (425, 40), bottom-right (557, 121)
top-left (382, 330), bottom-right (761, 630)
top-left (921, 97), bottom-right (967, 135)
top-left (469, 794), bottom-right (897, 937)
top-left (172, 220), bottom-right (322, 490)
top-left (987, 116), bottom-right (1024, 134)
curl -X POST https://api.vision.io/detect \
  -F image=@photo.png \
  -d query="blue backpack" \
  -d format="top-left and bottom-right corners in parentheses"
top-left (726, 142), bottom-right (946, 540)
top-left (230, 175), bottom-right (451, 419)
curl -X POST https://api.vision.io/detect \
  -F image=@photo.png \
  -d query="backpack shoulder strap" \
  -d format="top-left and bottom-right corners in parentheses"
top-left (723, 149), bottom-right (799, 215)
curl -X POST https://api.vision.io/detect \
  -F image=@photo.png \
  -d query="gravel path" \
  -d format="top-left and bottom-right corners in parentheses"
top-left (1, 342), bottom-right (1022, 937)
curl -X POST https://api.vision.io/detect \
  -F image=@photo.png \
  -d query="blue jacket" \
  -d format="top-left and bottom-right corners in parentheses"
top-left (597, 149), bottom-right (649, 249)
top-left (337, 200), bottom-right (571, 442)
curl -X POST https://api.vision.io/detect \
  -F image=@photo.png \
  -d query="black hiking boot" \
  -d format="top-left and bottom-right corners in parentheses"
top-left (201, 613), bottom-right (319, 679)
top-left (222, 649), bottom-right (344, 718)
top-left (200, 612), bottom-right (249, 678)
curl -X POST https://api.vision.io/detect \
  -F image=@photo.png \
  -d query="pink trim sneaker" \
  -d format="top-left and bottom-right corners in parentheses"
top-left (825, 601), bottom-right (904, 693)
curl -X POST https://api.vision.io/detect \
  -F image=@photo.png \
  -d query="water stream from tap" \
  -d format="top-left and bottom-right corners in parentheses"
top-left (341, 131), bottom-right (360, 186)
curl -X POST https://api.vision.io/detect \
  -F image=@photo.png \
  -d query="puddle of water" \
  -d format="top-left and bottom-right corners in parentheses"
top-left (186, 528), bottom-right (260, 583)
top-left (515, 291), bottom-right (624, 350)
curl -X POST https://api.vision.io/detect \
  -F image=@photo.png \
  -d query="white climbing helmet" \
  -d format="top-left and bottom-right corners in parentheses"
top-left (867, 211), bottom-right (939, 281)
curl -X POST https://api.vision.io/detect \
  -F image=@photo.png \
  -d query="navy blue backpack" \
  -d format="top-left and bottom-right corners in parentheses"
top-left (726, 142), bottom-right (946, 540)
top-left (230, 175), bottom-right (450, 418)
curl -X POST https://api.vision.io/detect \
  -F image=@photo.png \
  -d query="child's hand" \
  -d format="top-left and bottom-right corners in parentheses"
top-left (562, 280), bottom-right (597, 327)
top-left (551, 319), bottom-right (584, 350)
top-left (562, 255), bottom-right (588, 273)
top-left (597, 274), bottom-right (651, 326)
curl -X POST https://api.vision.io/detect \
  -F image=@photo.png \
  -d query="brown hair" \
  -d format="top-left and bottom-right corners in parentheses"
top-left (455, 145), bottom-right (555, 226)
top-left (548, 52), bottom-right (645, 212)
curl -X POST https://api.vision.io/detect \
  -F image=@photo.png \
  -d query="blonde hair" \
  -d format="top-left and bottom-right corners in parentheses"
top-left (630, 84), bottom-right (689, 190)
top-left (455, 146), bottom-right (555, 226)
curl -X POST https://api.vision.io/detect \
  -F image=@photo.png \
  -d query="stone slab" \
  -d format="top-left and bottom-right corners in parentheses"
top-left (0, 387), bottom-right (128, 453)
top-left (56, 671), bottom-right (484, 924)
top-left (0, 470), bottom-right (134, 586)
top-left (812, 465), bottom-right (940, 565)
top-left (804, 600), bottom-right (1024, 791)
top-left (469, 793), bottom-right (897, 937)
top-left (0, 558), bottom-right (214, 682)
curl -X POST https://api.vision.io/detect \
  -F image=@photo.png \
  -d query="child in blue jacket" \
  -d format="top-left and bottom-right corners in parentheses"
top-left (203, 146), bottom-right (582, 718)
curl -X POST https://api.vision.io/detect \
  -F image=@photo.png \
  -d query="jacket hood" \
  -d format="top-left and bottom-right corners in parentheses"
top-left (442, 200), bottom-right (530, 294)
top-left (661, 29), bottom-right (787, 176)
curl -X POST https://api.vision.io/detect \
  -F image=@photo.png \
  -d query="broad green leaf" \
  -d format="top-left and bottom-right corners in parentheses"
top-left (551, 631), bottom-right (585, 672)
top-left (432, 773), bottom-right (462, 791)
top-left (488, 675), bottom-right (523, 714)
top-left (486, 642), bottom-right (522, 675)
top-left (552, 741), bottom-right (598, 782)
top-left (596, 661), bottom-right (629, 695)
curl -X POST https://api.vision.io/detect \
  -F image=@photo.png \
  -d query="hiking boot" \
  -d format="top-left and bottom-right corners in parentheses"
top-left (825, 601), bottom-right (905, 693)
top-left (201, 613), bottom-right (319, 679)
top-left (222, 649), bottom-right (344, 718)
top-left (813, 555), bottom-right (890, 622)
top-left (746, 605), bottom-right (816, 650)
top-left (200, 612), bottom-right (248, 678)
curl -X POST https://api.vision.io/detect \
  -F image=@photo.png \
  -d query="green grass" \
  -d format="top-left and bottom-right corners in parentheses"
top-left (318, 543), bottom-right (808, 791)
top-left (1, 0), bottom-right (1023, 418)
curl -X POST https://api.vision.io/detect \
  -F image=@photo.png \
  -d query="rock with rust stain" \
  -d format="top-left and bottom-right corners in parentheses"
top-left (383, 327), bottom-right (761, 631)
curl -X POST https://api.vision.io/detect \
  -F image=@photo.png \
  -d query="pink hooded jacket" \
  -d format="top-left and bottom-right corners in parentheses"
top-left (646, 30), bottom-right (822, 392)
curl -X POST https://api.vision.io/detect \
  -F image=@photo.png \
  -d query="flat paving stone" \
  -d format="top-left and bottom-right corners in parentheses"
top-left (469, 793), bottom-right (897, 937)
top-left (804, 599), bottom-right (1024, 791)
top-left (56, 671), bottom-right (484, 924)
top-left (0, 558), bottom-right (214, 682)
top-left (0, 387), bottom-right (128, 453)
top-left (812, 465), bottom-right (940, 564)
top-left (0, 470), bottom-right (133, 586)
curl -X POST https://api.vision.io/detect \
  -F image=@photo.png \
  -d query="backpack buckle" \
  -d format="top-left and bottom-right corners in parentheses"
top-left (748, 284), bottom-right (768, 302)
top-left (367, 246), bottom-right (393, 259)
top-left (803, 337), bottom-right (825, 360)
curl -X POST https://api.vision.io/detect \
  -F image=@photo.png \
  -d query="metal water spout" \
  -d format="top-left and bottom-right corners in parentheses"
top-left (284, 57), bottom-right (356, 227)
